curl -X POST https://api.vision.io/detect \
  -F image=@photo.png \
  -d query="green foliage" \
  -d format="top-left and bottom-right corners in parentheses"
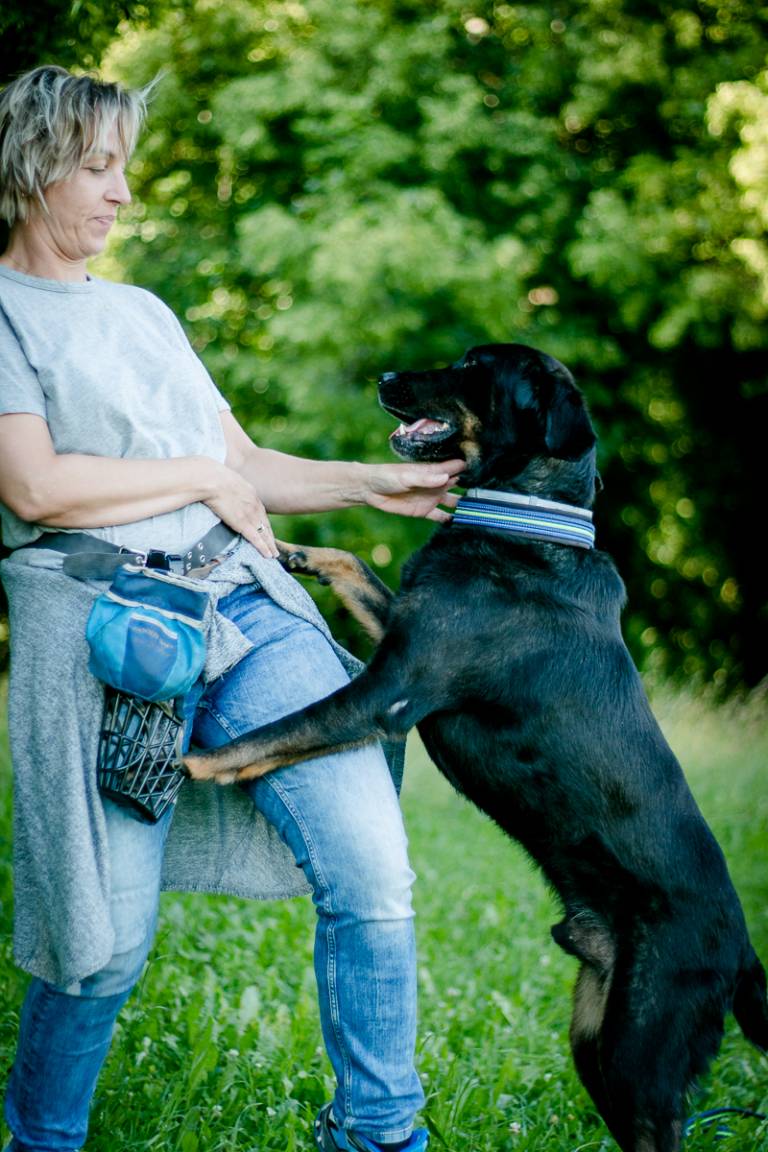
top-left (1, 690), bottom-right (767, 1149)
top-left (708, 64), bottom-right (768, 317)
top-left (94, 0), bottom-right (768, 688)
top-left (2, 0), bottom-right (767, 686)
top-left (0, 1), bottom-right (156, 84)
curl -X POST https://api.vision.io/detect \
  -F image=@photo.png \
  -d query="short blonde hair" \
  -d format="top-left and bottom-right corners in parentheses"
top-left (0, 66), bottom-right (153, 227)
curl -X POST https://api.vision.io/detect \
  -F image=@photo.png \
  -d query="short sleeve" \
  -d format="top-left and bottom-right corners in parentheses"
top-left (156, 295), bottom-right (232, 414)
top-left (207, 374), bottom-right (232, 413)
top-left (0, 304), bottom-right (47, 418)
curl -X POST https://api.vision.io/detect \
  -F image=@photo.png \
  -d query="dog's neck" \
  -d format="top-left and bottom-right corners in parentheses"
top-left (453, 488), bottom-right (595, 549)
top-left (495, 451), bottom-right (598, 508)
top-left (453, 452), bottom-right (598, 550)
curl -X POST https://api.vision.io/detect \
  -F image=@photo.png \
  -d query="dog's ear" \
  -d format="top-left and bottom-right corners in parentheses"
top-left (471, 343), bottom-right (596, 460)
top-left (544, 378), bottom-right (596, 459)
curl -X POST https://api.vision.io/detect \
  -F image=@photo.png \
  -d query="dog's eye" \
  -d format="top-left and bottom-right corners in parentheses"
top-left (462, 358), bottom-right (476, 369)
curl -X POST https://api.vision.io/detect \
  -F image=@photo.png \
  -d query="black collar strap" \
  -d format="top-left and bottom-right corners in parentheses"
top-left (452, 488), bottom-right (595, 549)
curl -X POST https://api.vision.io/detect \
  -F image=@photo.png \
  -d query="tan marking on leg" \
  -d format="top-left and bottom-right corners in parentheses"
top-left (572, 964), bottom-right (611, 1042)
top-left (277, 541), bottom-right (391, 642)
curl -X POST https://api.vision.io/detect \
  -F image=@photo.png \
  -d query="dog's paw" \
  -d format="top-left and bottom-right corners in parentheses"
top-left (182, 752), bottom-right (240, 786)
top-left (276, 540), bottom-right (308, 571)
top-left (275, 541), bottom-right (331, 584)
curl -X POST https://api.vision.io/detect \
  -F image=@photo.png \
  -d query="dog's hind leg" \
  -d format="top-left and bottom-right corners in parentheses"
top-left (572, 1001), bottom-right (685, 1152)
top-left (277, 541), bottom-right (393, 642)
top-left (559, 917), bottom-right (620, 1145)
top-left (553, 911), bottom-right (642, 1146)
top-left (577, 961), bottom-right (726, 1152)
top-left (553, 909), bottom-right (616, 1061)
top-left (569, 968), bottom-right (620, 1142)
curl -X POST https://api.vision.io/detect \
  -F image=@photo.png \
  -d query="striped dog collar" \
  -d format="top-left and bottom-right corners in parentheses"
top-left (452, 488), bottom-right (595, 549)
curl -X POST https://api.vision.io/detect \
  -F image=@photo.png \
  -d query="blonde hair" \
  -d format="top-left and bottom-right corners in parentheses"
top-left (0, 66), bottom-right (154, 226)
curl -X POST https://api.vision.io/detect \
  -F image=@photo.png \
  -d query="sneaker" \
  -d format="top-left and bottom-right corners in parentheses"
top-left (313, 1103), bottom-right (429, 1152)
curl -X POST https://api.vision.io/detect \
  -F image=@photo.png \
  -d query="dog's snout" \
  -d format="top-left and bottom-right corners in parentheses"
top-left (378, 372), bottom-right (398, 383)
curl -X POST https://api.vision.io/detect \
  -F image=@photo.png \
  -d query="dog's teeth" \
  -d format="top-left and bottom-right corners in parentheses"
top-left (392, 418), bottom-right (449, 438)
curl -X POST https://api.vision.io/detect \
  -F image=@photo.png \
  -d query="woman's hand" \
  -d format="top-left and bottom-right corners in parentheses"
top-left (203, 460), bottom-right (280, 558)
top-left (360, 460), bottom-right (465, 523)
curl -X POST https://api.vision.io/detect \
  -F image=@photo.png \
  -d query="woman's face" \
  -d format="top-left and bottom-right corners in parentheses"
top-left (30, 126), bottom-right (131, 265)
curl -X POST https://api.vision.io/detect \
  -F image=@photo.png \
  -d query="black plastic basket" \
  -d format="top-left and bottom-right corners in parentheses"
top-left (96, 687), bottom-right (186, 823)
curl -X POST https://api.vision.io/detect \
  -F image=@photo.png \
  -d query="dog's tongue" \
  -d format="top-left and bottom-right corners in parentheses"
top-left (390, 418), bottom-right (445, 439)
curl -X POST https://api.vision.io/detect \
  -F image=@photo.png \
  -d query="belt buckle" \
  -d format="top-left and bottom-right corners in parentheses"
top-left (145, 549), bottom-right (183, 572)
top-left (116, 547), bottom-right (185, 573)
top-left (145, 549), bottom-right (169, 570)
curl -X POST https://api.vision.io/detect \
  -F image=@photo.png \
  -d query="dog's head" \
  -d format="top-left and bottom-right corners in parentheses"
top-left (378, 343), bottom-right (596, 491)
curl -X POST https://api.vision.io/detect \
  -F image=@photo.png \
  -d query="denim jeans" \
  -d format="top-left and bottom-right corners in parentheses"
top-left (4, 584), bottom-right (422, 1151)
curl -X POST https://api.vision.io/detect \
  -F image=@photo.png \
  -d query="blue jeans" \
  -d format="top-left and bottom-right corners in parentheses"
top-left (4, 584), bottom-right (422, 1151)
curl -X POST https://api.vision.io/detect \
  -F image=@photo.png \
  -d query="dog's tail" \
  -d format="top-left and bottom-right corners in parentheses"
top-left (733, 951), bottom-right (768, 1051)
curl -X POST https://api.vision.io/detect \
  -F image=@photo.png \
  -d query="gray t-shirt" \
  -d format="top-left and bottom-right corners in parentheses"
top-left (0, 265), bottom-right (231, 553)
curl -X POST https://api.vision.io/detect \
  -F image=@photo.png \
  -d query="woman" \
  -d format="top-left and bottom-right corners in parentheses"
top-left (0, 66), bottom-right (462, 1152)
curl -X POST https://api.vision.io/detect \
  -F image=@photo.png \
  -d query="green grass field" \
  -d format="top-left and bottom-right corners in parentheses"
top-left (0, 689), bottom-right (766, 1151)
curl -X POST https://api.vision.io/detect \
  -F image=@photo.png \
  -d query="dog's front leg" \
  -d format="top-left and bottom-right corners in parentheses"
top-left (277, 541), bottom-right (393, 643)
top-left (183, 666), bottom-right (408, 784)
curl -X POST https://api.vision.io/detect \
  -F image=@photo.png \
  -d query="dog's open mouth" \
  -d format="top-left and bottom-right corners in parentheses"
top-left (386, 412), bottom-right (461, 462)
top-left (389, 417), bottom-right (454, 445)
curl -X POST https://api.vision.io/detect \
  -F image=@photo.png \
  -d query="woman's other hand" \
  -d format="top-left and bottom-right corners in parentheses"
top-left (0, 412), bottom-right (279, 556)
top-left (204, 460), bottom-right (279, 558)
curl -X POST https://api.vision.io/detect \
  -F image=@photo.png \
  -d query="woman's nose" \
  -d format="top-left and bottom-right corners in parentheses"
top-left (108, 168), bottom-right (132, 205)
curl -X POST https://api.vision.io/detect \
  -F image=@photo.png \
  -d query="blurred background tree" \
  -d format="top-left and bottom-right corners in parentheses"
top-left (1, 0), bottom-right (766, 692)
top-left (0, 0), bottom-right (146, 77)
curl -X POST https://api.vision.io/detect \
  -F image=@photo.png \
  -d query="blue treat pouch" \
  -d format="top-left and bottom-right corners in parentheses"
top-left (86, 565), bottom-right (209, 702)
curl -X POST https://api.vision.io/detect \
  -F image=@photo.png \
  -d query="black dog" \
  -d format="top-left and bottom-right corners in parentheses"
top-left (185, 343), bottom-right (768, 1152)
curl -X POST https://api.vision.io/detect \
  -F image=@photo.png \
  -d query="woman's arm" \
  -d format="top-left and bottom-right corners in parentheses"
top-left (221, 412), bottom-right (463, 521)
top-left (0, 412), bottom-right (278, 556)
top-left (0, 410), bottom-right (463, 561)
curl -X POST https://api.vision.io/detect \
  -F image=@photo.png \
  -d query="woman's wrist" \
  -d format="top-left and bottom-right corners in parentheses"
top-left (340, 460), bottom-right (372, 508)
top-left (193, 456), bottom-right (229, 503)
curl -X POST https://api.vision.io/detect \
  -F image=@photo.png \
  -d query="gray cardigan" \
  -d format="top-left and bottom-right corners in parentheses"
top-left (1, 538), bottom-right (403, 987)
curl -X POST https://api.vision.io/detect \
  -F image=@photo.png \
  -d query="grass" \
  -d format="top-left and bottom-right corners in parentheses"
top-left (0, 686), bottom-right (766, 1151)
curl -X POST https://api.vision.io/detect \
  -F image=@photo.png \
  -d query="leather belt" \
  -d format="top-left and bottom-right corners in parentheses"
top-left (20, 522), bottom-right (239, 580)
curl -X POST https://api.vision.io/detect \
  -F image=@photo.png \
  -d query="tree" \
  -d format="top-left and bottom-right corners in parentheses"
top-left (2, 0), bottom-right (766, 688)
top-left (103, 0), bottom-right (767, 687)
top-left (0, 1), bottom-right (152, 81)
